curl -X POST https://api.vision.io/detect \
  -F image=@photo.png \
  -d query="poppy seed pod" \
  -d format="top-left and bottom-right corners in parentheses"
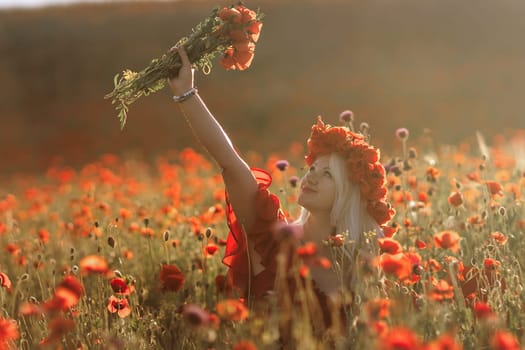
top-left (360, 122), bottom-right (370, 133)
top-left (289, 175), bottom-right (299, 188)
top-left (408, 147), bottom-right (418, 159)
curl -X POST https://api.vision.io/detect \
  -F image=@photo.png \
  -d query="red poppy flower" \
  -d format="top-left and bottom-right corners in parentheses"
top-left (5, 243), bottom-right (19, 256)
top-left (473, 301), bottom-right (495, 319)
top-left (232, 50), bottom-right (254, 70)
top-left (217, 7), bottom-right (242, 23)
top-left (378, 253), bottom-right (412, 281)
top-left (433, 231), bottom-right (461, 253)
top-left (428, 279), bottom-right (454, 301)
top-left (233, 340), bottom-right (258, 350)
top-left (128, 222), bottom-right (140, 233)
top-left (37, 228), bottom-right (50, 244)
top-left (216, 299), bottom-right (249, 321)
top-left (246, 21), bottom-right (263, 42)
top-left (18, 302), bottom-right (41, 316)
top-left (299, 264), bottom-right (310, 278)
top-left (0, 272), bottom-right (12, 292)
top-left (233, 39), bottom-right (255, 53)
top-left (140, 227), bottom-right (155, 237)
top-left (39, 317), bottom-right (75, 346)
top-left (110, 277), bottom-right (134, 296)
top-left (296, 241), bottom-right (317, 257)
top-left (381, 224), bottom-right (398, 238)
top-left (123, 249), bottom-right (134, 260)
top-left (380, 326), bottom-right (421, 350)
top-left (378, 238), bottom-right (403, 254)
top-left (415, 239), bottom-right (426, 249)
top-left (426, 258), bottom-right (441, 271)
top-left (0, 316), bottom-right (19, 347)
top-left (204, 243), bottom-right (219, 257)
top-left (326, 234), bottom-right (345, 247)
top-left (426, 167), bottom-right (440, 182)
top-left (365, 298), bottom-right (391, 320)
top-left (371, 320), bottom-right (389, 336)
top-left (107, 295), bottom-right (131, 318)
top-left (44, 275), bottom-right (84, 312)
top-left (79, 255), bottom-right (109, 275)
top-left (423, 334), bottom-right (463, 350)
top-left (315, 257), bottom-right (332, 269)
top-left (215, 274), bottom-right (234, 295)
top-left (159, 264), bottom-right (185, 292)
top-left (119, 207), bottom-right (132, 220)
top-left (490, 231), bottom-right (508, 245)
top-left (491, 330), bottom-right (520, 350)
top-left (367, 200), bottom-right (396, 226)
top-left (236, 5), bottom-right (257, 23)
top-left (448, 191), bottom-right (463, 207)
top-left (486, 181), bottom-right (504, 196)
top-left (484, 258), bottom-right (501, 270)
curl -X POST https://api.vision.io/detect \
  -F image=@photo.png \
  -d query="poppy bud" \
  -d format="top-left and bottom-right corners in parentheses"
top-left (408, 147), bottom-right (418, 159)
top-left (360, 122), bottom-right (369, 133)
top-left (289, 176), bottom-right (299, 188)
top-left (275, 160), bottom-right (289, 172)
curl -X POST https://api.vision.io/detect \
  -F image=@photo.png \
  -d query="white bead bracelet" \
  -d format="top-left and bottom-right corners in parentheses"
top-left (173, 87), bottom-right (198, 103)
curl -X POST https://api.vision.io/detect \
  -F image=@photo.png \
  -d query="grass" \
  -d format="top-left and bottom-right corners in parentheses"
top-left (1, 127), bottom-right (525, 349)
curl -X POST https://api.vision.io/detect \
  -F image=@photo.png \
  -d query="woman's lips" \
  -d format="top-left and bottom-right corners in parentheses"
top-left (301, 186), bottom-right (316, 193)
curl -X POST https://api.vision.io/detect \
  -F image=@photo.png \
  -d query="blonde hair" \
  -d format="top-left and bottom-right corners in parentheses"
top-left (294, 153), bottom-right (383, 243)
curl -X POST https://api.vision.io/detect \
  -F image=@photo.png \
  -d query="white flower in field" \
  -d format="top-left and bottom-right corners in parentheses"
top-left (424, 155), bottom-right (437, 166)
top-left (443, 216), bottom-right (457, 229)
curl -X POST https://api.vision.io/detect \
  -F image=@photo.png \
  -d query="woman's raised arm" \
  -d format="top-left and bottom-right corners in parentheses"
top-left (168, 46), bottom-right (258, 230)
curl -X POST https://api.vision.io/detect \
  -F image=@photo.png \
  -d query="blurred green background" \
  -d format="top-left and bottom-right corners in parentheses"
top-left (1, 0), bottom-right (524, 173)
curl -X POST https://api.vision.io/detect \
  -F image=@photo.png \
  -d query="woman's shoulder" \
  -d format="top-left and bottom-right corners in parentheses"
top-left (250, 167), bottom-right (273, 189)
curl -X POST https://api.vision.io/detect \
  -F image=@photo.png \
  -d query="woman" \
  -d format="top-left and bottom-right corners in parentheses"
top-left (168, 47), bottom-right (395, 331)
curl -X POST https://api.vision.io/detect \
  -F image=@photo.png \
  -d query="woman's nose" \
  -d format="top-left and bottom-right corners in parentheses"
top-left (305, 171), bottom-right (319, 184)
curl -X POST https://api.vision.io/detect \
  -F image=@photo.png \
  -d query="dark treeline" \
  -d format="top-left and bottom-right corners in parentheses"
top-left (1, 0), bottom-right (525, 172)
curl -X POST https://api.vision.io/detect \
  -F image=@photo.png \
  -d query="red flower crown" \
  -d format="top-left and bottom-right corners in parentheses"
top-left (305, 117), bottom-right (395, 226)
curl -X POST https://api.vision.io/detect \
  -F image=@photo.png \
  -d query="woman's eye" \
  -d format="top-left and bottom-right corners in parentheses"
top-left (324, 171), bottom-right (332, 178)
top-left (309, 166), bottom-right (316, 172)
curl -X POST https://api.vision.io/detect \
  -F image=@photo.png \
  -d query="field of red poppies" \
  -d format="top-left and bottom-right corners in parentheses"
top-left (1, 125), bottom-right (525, 349)
top-left (2, 0), bottom-right (525, 348)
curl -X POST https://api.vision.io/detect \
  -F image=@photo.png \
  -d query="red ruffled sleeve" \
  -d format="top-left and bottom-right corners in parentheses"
top-left (222, 168), bottom-right (287, 298)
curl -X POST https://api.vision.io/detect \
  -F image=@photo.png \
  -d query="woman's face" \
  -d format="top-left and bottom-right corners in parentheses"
top-left (297, 154), bottom-right (336, 214)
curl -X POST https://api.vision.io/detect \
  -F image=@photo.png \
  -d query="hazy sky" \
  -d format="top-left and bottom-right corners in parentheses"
top-left (0, 0), bottom-right (108, 8)
top-left (0, 0), bottom-right (170, 9)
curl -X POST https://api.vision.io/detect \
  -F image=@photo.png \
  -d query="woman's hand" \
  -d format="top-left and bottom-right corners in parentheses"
top-left (168, 46), bottom-right (194, 96)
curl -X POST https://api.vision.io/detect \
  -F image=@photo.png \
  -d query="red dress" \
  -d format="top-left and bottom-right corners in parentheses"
top-left (222, 168), bottom-right (285, 299)
top-left (222, 168), bottom-right (346, 331)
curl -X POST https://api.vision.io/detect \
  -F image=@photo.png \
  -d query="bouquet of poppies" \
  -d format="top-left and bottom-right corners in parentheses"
top-left (105, 3), bottom-right (264, 129)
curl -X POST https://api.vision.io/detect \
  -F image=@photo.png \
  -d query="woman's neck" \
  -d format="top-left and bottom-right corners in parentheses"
top-left (302, 213), bottom-right (333, 245)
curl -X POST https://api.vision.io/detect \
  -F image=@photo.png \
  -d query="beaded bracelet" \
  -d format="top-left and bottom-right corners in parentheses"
top-left (173, 87), bottom-right (198, 103)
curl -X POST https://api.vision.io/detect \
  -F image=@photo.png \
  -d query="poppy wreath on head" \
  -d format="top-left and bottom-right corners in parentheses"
top-left (305, 116), bottom-right (395, 226)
